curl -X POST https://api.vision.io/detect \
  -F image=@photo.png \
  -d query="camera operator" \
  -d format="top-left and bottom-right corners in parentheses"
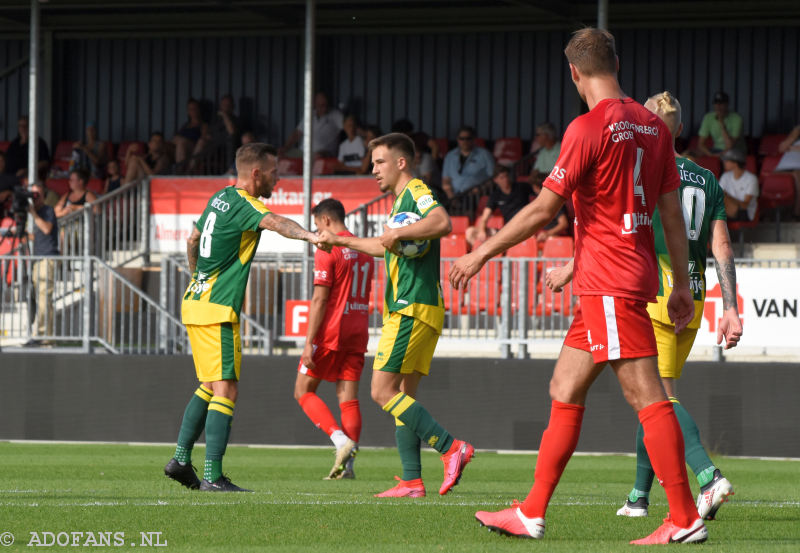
top-left (27, 181), bottom-right (59, 346)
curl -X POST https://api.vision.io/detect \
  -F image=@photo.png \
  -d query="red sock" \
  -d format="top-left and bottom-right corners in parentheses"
top-left (639, 400), bottom-right (697, 528)
top-left (339, 399), bottom-right (362, 442)
top-left (520, 400), bottom-right (585, 519)
top-left (298, 392), bottom-right (340, 436)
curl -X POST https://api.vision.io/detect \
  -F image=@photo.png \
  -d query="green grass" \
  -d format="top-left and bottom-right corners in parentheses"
top-left (1, 443), bottom-right (798, 552)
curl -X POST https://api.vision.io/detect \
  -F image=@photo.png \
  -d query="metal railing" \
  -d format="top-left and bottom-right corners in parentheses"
top-left (344, 192), bottom-right (393, 238)
top-left (1, 254), bottom-right (186, 354)
top-left (58, 179), bottom-right (150, 266)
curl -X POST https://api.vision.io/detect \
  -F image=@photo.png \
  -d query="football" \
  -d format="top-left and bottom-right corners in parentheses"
top-left (386, 211), bottom-right (431, 258)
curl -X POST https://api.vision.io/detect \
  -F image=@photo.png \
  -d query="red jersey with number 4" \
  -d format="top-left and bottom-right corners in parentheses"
top-left (313, 230), bottom-right (373, 353)
top-left (544, 98), bottom-right (680, 302)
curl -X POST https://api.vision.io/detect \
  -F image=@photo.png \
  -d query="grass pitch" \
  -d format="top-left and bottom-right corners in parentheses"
top-left (1, 442), bottom-right (798, 552)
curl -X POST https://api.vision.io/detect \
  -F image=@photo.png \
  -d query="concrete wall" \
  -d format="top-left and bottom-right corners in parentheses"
top-left (1, 354), bottom-right (797, 457)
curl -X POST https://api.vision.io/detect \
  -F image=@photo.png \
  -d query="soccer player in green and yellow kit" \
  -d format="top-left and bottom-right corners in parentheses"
top-left (318, 133), bottom-right (475, 497)
top-left (547, 91), bottom-right (742, 519)
top-left (164, 143), bottom-right (326, 492)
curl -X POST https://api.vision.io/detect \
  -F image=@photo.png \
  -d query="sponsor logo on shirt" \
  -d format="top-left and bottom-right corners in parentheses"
top-left (314, 270), bottom-right (328, 280)
top-left (189, 281), bottom-right (211, 294)
top-left (549, 165), bottom-right (566, 182)
top-left (343, 302), bottom-right (369, 314)
top-left (678, 167), bottom-right (707, 186)
top-left (397, 299), bottom-right (409, 305)
top-left (211, 195), bottom-right (231, 212)
top-left (417, 194), bottom-right (435, 211)
top-left (621, 212), bottom-right (653, 235)
top-left (607, 121), bottom-right (659, 143)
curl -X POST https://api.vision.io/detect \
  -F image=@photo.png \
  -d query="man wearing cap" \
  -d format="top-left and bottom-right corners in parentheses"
top-left (719, 149), bottom-right (758, 221)
top-left (697, 92), bottom-right (744, 156)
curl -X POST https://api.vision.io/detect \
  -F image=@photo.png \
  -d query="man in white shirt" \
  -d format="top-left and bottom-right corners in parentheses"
top-left (281, 92), bottom-right (344, 158)
top-left (719, 149), bottom-right (758, 221)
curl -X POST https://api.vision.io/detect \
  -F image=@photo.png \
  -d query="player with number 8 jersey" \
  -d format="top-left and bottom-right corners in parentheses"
top-left (165, 143), bottom-right (325, 493)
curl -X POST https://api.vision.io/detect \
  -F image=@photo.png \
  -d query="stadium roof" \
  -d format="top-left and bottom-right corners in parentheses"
top-left (1, 0), bottom-right (799, 36)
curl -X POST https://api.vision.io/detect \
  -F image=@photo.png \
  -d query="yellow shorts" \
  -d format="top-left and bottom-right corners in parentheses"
top-left (373, 313), bottom-right (439, 375)
top-left (652, 319), bottom-right (698, 380)
top-left (186, 322), bottom-right (242, 382)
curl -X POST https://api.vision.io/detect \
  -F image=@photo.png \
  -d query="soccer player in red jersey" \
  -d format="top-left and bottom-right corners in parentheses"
top-left (294, 198), bottom-right (373, 480)
top-left (449, 28), bottom-right (706, 544)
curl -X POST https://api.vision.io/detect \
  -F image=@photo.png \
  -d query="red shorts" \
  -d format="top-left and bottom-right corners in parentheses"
top-left (564, 295), bottom-right (657, 364)
top-left (297, 345), bottom-right (365, 382)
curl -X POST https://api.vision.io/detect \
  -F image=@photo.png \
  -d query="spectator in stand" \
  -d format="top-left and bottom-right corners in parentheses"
top-left (55, 169), bottom-right (98, 218)
top-left (124, 132), bottom-right (173, 184)
top-left (4, 116), bottom-right (50, 178)
top-left (697, 91), bottom-right (744, 156)
top-left (336, 115), bottom-right (366, 174)
top-left (26, 181), bottom-right (59, 346)
top-left (208, 94), bottom-right (241, 167)
top-left (719, 149), bottom-right (758, 221)
top-left (281, 92), bottom-right (344, 158)
top-left (103, 159), bottom-right (122, 195)
top-left (172, 98), bottom-right (209, 167)
top-left (465, 165), bottom-right (530, 247)
top-left (72, 121), bottom-right (108, 178)
top-left (442, 126), bottom-right (494, 199)
top-left (778, 125), bottom-right (800, 221)
top-left (529, 122), bottom-right (561, 187)
top-left (359, 125), bottom-right (382, 175)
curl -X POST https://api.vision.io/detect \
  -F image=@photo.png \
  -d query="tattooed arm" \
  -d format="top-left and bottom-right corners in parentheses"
top-left (187, 228), bottom-right (201, 275)
top-left (259, 212), bottom-right (329, 251)
top-left (710, 219), bottom-right (742, 349)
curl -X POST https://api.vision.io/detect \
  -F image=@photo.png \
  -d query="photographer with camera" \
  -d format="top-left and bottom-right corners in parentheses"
top-left (27, 181), bottom-right (59, 346)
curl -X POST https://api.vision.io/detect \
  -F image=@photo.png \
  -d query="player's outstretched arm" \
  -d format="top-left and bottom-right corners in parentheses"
top-left (710, 219), bottom-right (743, 349)
top-left (259, 212), bottom-right (329, 251)
top-left (380, 205), bottom-right (451, 252)
top-left (449, 188), bottom-right (564, 289)
top-left (187, 227), bottom-right (201, 274)
top-left (317, 230), bottom-right (385, 258)
top-left (657, 189), bottom-right (693, 333)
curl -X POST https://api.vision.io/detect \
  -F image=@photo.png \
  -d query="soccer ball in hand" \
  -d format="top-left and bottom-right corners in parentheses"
top-left (386, 211), bottom-right (431, 258)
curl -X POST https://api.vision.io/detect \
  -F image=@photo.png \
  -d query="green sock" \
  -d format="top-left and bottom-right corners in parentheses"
top-left (383, 393), bottom-right (453, 454)
top-left (395, 421), bottom-right (422, 481)
top-left (671, 399), bottom-right (716, 487)
top-left (632, 422), bottom-right (655, 500)
top-left (174, 385), bottom-right (213, 463)
top-left (204, 395), bottom-right (235, 482)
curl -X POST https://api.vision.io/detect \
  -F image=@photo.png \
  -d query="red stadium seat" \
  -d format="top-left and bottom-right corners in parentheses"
top-left (493, 137), bottom-right (523, 166)
top-left (759, 155), bottom-right (782, 178)
top-left (277, 157), bottom-right (303, 176)
top-left (487, 214), bottom-right (504, 230)
top-left (312, 157), bottom-right (338, 175)
top-left (686, 136), bottom-right (712, 153)
top-left (0, 141), bottom-right (10, 152)
top-left (758, 134), bottom-right (788, 157)
top-left (433, 137), bottom-right (449, 159)
top-left (541, 235), bottom-right (574, 258)
top-left (462, 262), bottom-right (499, 315)
top-left (440, 234), bottom-right (468, 257)
top-left (474, 137), bottom-right (486, 148)
top-left (760, 173), bottom-right (796, 240)
top-left (694, 156), bottom-right (722, 179)
top-left (440, 260), bottom-right (465, 313)
top-left (506, 237), bottom-right (538, 257)
top-left (449, 215), bottom-right (469, 235)
top-left (87, 178), bottom-right (104, 195)
top-left (52, 140), bottom-right (76, 171)
top-left (46, 178), bottom-right (69, 196)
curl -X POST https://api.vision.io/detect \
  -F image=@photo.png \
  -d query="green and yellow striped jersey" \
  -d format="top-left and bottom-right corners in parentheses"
top-left (384, 178), bottom-right (445, 333)
top-left (648, 157), bottom-right (726, 329)
top-left (181, 186), bottom-right (270, 325)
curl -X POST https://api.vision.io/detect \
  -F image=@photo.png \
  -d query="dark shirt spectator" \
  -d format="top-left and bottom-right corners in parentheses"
top-left (466, 165), bottom-right (527, 246)
top-left (5, 116), bottom-right (50, 177)
top-left (103, 159), bottom-right (122, 195)
top-left (172, 98), bottom-right (209, 166)
top-left (28, 181), bottom-right (59, 343)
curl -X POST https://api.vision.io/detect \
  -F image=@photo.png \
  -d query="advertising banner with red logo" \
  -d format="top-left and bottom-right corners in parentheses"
top-left (150, 176), bottom-right (380, 253)
top-left (695, 267), bottom-right (800, 348)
